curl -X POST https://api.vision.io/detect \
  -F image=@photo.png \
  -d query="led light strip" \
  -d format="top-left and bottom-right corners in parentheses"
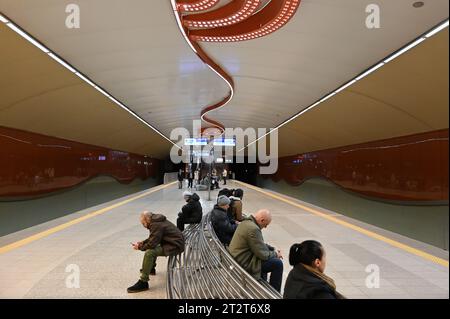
top-left (0, 12), bottom-right (180, 149)
top-left (192, 0), bottom-right (300, 42)
top-left (177, 0), bottom-right (220, 12)
top-left (238, 19), bottom-right (449, 152)
top-left (184, 0), bottom-right (261, 28)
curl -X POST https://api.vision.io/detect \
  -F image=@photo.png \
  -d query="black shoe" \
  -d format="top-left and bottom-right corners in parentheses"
top-left (127, 280), bottom-right (149, 293)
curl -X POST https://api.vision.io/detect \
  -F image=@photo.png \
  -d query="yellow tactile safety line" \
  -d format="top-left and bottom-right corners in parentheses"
top-left (234, 180), bottom-right (449, 268)
top-left (0, 182), bottom-right (177, 255)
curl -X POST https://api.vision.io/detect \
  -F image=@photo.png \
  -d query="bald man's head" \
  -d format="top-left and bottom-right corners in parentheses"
top-left (254, 209), bottom-right (272, 229)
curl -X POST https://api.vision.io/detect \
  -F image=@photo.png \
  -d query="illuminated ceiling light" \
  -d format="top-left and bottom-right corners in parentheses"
top-left (0, 14), bottom-right (9, 23)
top-left (6, 22), bottom-right (50, 53)
top-left (383, 38), bottom-right (425, 63)
top-left (76, 72), bottom-right (96, 87)
top-left (94, 86), bottom-right (111, 98)
top-left (355, 62), bottom-right (384, 80)
top-left (425, 20), bottom-right (449, 38)
top-left (334, 79), bottom-right (357, 94)
top-left (48, 52), bottom-right (77, 72)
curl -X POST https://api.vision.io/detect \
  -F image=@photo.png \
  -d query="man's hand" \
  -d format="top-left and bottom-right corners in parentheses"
top-left (131, 242), bottom-right (141, 250)
top-left (276, 250), bottom-right (283, 259)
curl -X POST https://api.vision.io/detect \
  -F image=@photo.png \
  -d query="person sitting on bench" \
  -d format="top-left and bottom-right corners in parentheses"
top-left (127, 211), bottom-right (185, 293)
top-left (229, 209), bottom-right (283, 292)
top-left (176, 191), bottom-right (203, 231)
top-left (210, 195), bottom-right (238, 246)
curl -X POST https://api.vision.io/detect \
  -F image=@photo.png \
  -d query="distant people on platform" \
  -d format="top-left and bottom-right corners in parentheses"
top-left (194, 169), bottom-right (200, 187)
top-left (177, 191), bottom-right (203, 231)
top-left (229, 188), bottom-right (244, 222)
top-left (210, 195), bottom-right (238, 246)
top-left (211, 169), bottom-right (220, 190)
top-left (127, 211), bottom-right (184, 293)
top-left (283, 240), bottom-right (345, 299)
top-left (222, 169), bottom-right (228, 185)
top-left (177, 169), bottom-right (184, 189)
top-left (228, 209), bottom-right (283, 292)
top-left (187, 170), bottom-right (194, 189)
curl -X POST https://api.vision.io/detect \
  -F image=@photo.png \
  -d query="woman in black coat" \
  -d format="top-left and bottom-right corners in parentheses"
top-left (283, 240), bottom-right (345, 299)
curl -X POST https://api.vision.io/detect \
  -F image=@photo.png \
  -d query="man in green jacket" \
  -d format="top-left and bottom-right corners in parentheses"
top-left (228, 209), bottom-right (283, 292)
top-left (127, 211), bottom-right (185, 293)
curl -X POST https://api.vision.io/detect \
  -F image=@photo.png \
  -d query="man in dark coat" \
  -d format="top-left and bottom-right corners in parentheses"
top-left (177, 169), bottom-right (184, 189)
top-left (187, 170), bottom-right (194, 189)
top-left (127, 211), bottom-right (185, 293)
top-left (176, 191), bottom-right (203, 231)
top-left (210, 195), bottom-right (238, 246)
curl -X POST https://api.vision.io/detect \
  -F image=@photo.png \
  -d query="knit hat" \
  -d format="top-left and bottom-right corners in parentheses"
top-left (217, 195), bottom-right (231, 206)
top-left (183, 190), bottom-right (193, 197)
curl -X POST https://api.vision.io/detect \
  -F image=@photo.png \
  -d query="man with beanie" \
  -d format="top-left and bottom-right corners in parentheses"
top-left (210, 195), bottom-right (238, 246)
top-left (177, 190), bottom-right (203, 231)
top-left (127, 211), bottom-right (185, 293)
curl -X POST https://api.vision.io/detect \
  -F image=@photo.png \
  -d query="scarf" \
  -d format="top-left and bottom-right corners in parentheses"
top-left (302, 263), bottom-right (346, 299)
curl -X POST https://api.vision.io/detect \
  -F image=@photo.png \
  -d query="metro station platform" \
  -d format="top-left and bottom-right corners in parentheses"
top-left (0, 181), bottom-right (448, 299)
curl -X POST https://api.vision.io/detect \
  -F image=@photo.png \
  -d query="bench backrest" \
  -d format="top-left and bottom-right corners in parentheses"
top-left (166, 213), bottom-right (282, 299)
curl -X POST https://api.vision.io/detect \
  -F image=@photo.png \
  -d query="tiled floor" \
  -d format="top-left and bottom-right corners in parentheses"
top-left (0, 180), bottom-right (448, 299)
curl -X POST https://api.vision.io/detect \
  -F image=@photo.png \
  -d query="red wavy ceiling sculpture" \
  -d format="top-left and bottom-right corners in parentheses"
top-left (171, 0), bottom-right (301, 134)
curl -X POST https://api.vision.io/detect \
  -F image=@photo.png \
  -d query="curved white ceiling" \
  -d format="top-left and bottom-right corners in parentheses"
top-left (0, 0), bottom-right (448, 147)
top-left (0, 0), bottom-right (229, 137)
top-left (201, 0), bottom-right (449, 130)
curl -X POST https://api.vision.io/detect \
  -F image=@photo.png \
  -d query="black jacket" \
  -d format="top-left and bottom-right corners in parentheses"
top-left (210, 205), bottom-right (238, 246)
top-left (283, 264), bottom-right (339, 299)
top-left (179, 193), bottom-right (202, 223)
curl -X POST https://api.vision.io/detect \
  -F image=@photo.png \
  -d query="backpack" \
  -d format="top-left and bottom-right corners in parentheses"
top-left (226, 198), bottom-right (236, 222)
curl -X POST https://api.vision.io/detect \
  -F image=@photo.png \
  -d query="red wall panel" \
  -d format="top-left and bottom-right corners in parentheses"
top-left (0, 126), bottom-right (160, 200)
top-left (264, 129), bottom-right (448, 202)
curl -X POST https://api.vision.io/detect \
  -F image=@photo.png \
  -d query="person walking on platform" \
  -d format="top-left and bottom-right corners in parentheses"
top-left (211, 169), bottom-right (220, 190)
top-left (222, 168), bottom-right (228, 185)
top-left (210, 195), bottom-right (238, 246)
top-left (127, 211), bottom-right (184, 293)
top-left (228, 209), bottom-right (283, 292)
top-left (177, 169), bottom-right (184, 189)
top-left (194, 169), bottom-right (200, 188)
top-left (177, 191), bottom-right (203, 231)
top-left (187, 170), bottom-right (194, 189)
top-left (284, 241), bottom-right (345, 299)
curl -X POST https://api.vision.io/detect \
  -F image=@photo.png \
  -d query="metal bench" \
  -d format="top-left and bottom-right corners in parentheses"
top-left (166, 213), bottom-right (282, 299)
